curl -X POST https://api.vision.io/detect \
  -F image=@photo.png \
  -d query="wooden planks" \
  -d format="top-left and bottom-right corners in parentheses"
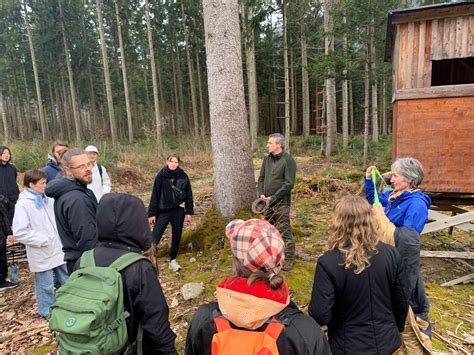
top-left (392, 96), bottom-right (474, 194)
top-left (431, 15), bottom-right (474, 60)
top-left (393, 84), bottom-right (474, 100)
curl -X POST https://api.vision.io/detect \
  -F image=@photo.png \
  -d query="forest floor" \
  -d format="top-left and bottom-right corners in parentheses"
top-left (0, 142), bottom-right (473, 354)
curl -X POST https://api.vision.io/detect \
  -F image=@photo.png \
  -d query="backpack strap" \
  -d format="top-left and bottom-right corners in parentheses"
top-left (98, 164), bottom-right (103, 181)
top-left (109, 252), bottom-right (148, 272)
top-left (79, 250), bottom-right (96, 268)
top-left (264, 319), bottom-right (285, 340)
top-left (213, 316), bottom-right (231, 333)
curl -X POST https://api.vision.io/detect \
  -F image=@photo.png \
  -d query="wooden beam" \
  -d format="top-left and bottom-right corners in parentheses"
top-left (441, 273), bottom-right (474, 287)
top-left (391, 5), bottom-right (474, 25)
top-left (422, 211), bottom-right (474, 234)
top-left (421, 250), bottom-right (474, 259)
top-left (428, 210), bottom-right (474, 232)
top-left (393, 84), bottom-right (474, 101)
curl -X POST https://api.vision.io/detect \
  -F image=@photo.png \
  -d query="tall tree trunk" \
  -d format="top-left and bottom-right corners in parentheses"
top-left (370, 16), bottom-right (378, 142)
top-left (0, 91), bottom-right (8, 143)
top-left (342, 13), bottom-right (349, 147)
top-left (23, 0), bottom-right (47, 140)
top-left (290, 47), bottom-right (296, 134)
top-left (349, 79), bottom-right (354, 135)
top-left (324, 0), bottom-right (337, 155)
top-left (202, 0), bottom-right (256, 217)
top-left (86, 62), bottom-right (97, 136)
top-left (60, 67), bottom-right (72, 140)
top-left (181, 3), bottom-right (199, 136)
top-left (363, 53), bottom-right (370, 167)
top-left (300, 9), bottom-right (310, 138)
top-left (175, 42), bottom-right (186, 133)
top-left (382, 79), bottom-right (387, 135)
top-left (145, 0), bottom-right (162, 145)
top-left (96, 0), bottom-right (117, 145)
top-left (171, 47), bottom-right (180, 134)
top-left (196, 50), bottom-right (207, 136)
top-left (282, 0), bottom-right (290, 151)
top-left (54, 82), bottom-right (65, 138)
top-left (22, 66), bottom-right (33, 138)
top-left (59, 0), bottom-right (81, 141)
top-left (114, 0), bottom-right (133, 143)
top-left (243, 1), bottom-right (259, 150)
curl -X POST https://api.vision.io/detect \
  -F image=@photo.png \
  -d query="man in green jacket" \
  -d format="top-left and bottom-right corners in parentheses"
top-left (258, 133), bottom-right (297, 271)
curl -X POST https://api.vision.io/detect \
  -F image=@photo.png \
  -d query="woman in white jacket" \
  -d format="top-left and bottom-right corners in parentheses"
top-left (12, 170), bottom-right (68, 317)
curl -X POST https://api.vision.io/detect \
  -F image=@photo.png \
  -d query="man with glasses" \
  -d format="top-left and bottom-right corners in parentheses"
top-left (46, 148), bottom-right (98, 274)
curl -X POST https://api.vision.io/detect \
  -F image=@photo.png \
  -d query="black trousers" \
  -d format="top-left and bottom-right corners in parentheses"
top-left (0, 234), bottom-right (7, 284)
top-left (152, 207), bottom-right (185, 260)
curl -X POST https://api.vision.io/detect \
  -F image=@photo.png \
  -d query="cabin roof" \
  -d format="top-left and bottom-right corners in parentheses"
top-left (384, 1), bottom-right (474, 62)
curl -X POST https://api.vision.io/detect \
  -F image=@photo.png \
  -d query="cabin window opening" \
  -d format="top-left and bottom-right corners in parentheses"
top-left (431, 57), bottom-right (474, 86)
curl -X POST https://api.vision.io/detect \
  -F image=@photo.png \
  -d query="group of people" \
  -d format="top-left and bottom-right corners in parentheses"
top-left (0, 135), bottom-right (433, 354)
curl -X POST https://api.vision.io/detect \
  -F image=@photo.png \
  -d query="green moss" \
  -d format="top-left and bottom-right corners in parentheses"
top-left (32, 342), bottom-right (55, 355)
top-left (285, 260), bottom-right (316, 305)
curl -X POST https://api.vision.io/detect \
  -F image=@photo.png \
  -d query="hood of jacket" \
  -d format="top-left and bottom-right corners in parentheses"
top-left (390, 189), bottom-right (431, 208)
top-left (216, 277), bottom-right (290, 330)
top-left (96, 193), bottom-right (152, 252)
top-left (45, 176), bottom-right (87, 199)
top-left (159, 166), bottom-right (185, 179)
top-left (46, 154), bottom-right (59, 168)
top-left (18, 189), bottom-right (38, 201)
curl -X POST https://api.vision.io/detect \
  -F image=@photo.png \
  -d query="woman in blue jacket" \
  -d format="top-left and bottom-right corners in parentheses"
top-left (364, 157), bottom-right (432, 342)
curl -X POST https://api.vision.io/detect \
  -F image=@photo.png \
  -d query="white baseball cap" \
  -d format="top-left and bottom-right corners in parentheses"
top-left (85, 145), bottom-right (99, 154)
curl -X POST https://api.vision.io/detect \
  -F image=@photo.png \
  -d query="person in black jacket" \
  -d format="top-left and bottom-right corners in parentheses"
top-left (0, 146), bottom-right (20, 223)
top-left (0, 195), bottom-right (17, 290)
top-left (45, 148), bottom-right (98, 274)
top-left (185, 219), bottom-right (331, 355)
top-left (74, 193), bottom-right (177, 354)
top-left (309, 195), bottom-right (409, 355)
top-left (148, 154), bottom-right (194, 272)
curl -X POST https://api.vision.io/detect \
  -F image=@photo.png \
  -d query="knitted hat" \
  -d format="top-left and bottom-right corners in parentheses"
top-left (225, 219), bottom-right (285, 275)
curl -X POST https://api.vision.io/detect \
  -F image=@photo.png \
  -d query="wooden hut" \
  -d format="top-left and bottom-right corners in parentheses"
top-left (385, 2), bottom-right (474, 194)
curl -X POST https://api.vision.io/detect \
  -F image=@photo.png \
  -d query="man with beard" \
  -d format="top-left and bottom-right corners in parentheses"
top-left (46, 148), bottom-right (98, 274)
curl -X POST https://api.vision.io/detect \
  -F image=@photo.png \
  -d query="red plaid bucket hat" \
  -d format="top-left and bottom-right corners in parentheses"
top-left (225, 219), bottom-right (285, 275)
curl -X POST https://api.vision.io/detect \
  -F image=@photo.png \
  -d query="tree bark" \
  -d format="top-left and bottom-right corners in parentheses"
top-left (283, 0), bottom-right (290, 151)
top-left (382, 79), bottom-right (387, 135)
top-left (349, 79), bottom-right (354, 136)
top-left (96, 0), bottom-right (117, 145)
top-left (145, 0), bottom-right (162, 144)
top-left (0, 90), bottom-right (8, 143)
top-left (196, 50), bottom-right (207, 136)
top-left (290, 46), bottom-right (296, 135)
top-left (114, 0), bottom-right (133, 143)
top-left (370, 17), bottom-right (378, 142)
top-left (181, 3), bottom-right (199, 137)
top-left (202, 0), bottom-right (256, 217)
top-left (363, 52), bottom-right (370, 167)
top-left (23, 0), bottom-right (47, 140)
top-left (342, 13), bottom-right (349, 147)
top-left (301, 10), bottom-right (310, 138)
top-left (324, 0), bottom-right (337, 155)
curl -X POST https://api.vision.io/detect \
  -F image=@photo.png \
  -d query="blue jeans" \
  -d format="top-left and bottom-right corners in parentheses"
top-left (35, 264), bottom-right (68, 317)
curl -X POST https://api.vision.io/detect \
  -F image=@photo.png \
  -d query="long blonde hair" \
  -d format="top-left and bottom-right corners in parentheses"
top-left (326, 195), bottom-right (379, 274)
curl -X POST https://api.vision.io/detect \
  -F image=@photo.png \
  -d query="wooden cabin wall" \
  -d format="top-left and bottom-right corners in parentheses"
top-left (393, 14), bottom-right (474, 91)
top-left (392, 97), bottom-right (474, 193)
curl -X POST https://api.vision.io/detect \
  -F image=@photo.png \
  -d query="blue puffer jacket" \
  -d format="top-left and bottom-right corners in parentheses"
top-left (42, 155), bottom-right (61, 183)
top-left (364, 178), bottom-right (431, 233)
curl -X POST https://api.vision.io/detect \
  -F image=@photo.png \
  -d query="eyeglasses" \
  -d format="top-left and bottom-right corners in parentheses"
top-left (70, 161), bottom-right (93, 171)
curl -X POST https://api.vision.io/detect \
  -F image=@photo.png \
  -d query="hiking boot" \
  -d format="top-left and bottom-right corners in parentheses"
top-left (282, 259), bottom-right (294, 272)
top-left (0, 281), bottom-right (18, 291)
top-left (169, 259), bottom-right (181, 272)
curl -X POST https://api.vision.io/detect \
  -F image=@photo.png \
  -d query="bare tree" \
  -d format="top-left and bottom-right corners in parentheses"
top-left (23, 0), bottom-right (47, 140)
top-left (114, 0), bottom-right (133, 143)
top-left (324, 0), bottom-right (337, 155)
top-left (96, 0), bottom-right (117, 145)
top-left (283, 0), bottom-right (290, 151)
top-left (145, 0), bottom-right (162, 145)
top-left (202, 0), bottom-right (256, 217)
top-left (0, 90), bottom-right (8, 143)
top-left (300, 3), bottom-right (310, 138)
top-left (342, 13), bottom-right (349, 147)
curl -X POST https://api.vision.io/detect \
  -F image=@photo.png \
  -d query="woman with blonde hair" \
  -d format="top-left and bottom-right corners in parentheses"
top-left (309, 195), bottom-right (408, 355)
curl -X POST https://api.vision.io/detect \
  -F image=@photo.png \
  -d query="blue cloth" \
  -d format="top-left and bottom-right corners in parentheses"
top-left (364, 178), bottom-right (431, 233)
top-left (35, 264), bottom-right (68, 317)
top-left (25, 188), bottom-right (48, 209)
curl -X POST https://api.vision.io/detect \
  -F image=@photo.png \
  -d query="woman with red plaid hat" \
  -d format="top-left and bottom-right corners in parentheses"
top-left (185, 219), bottom-right (330, 355)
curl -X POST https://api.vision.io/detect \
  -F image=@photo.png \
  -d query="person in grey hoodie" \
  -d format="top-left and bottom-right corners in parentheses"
top-left (45, 148), bottom-right (98, 274)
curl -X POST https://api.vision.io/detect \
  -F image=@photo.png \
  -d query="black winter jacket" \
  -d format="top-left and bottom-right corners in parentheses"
top-left (75, 193), bottom-right (177, 354)
top-left (309, 242), bottom-right (409, 355)
top-left (185, 302), bottom-right (331, 355)
top-left (148, 167), bottom-right (194, 216)
top-left (45, 177), bottom-right (98, 261)
top-left (0, 162), bottom-right (20, 206)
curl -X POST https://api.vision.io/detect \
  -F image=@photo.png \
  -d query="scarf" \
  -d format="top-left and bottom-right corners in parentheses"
top-left (26, 188), bottom-right (48, 209)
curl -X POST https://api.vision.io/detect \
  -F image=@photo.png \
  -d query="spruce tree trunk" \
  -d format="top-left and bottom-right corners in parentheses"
top-left (349, 79), bottom-right (354, 136)
top-left (370, 19), bottom-right (378, 142)
top-left (382, 79), bottom-right (387, 135)
top-left (96, 0), bottom-right (117, 145)
top-left (203, 0), bottom-right (256, 217)
top-left (0, 91), bottom-right (8, 143)
top-left (290, 47), bottom-right (296, 135)
top-left (283, 0), bottom-right (290, 151)
top-left (59, 0), bottom-right (81, 141)
top-left (114, 0), bottom-right (133, 143)
top-left (324, 0), bottom-right (337, 155)
top-left (182, 3), bottom-right (199, 137)
top-left (244, 2), bottom-right (259, 151)
top-left (363, 52), bottom-right (370, 167)
top-left (23, 0), bottom-right (47, 140)
top-left (301, 12), bottom-right (310, 138)
top-left (196, 50), bottom-right (207, 136)
top-left (342, 13), bottom-right (349, 147)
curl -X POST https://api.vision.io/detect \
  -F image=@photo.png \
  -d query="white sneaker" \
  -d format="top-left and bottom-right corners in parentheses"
top-left (169, 259), bottom-right (181, 272)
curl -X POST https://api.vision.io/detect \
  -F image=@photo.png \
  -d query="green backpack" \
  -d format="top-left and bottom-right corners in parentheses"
top-left (49, 250), bottom-right (147, 354)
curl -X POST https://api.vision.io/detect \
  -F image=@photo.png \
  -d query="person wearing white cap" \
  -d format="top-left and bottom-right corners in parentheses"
top-left (84, 145), bottom-right (111, 202)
